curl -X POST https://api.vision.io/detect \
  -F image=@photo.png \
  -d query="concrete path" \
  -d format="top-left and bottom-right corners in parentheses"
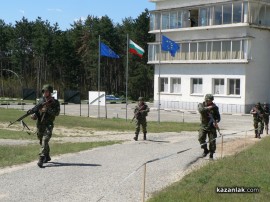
top-left (0, 103), bottom-right (259, 202)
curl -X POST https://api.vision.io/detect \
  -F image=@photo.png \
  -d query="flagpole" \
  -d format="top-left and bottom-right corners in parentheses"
top-left (125, 34), bottom-right (129, 121)
top-left (158, 30), bottom-right (161, 123)
top-left (98, 35), bottom-right (101, 118)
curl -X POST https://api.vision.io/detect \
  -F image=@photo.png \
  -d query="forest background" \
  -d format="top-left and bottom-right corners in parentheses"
top-left (0, 9), bottom-right (154, 101)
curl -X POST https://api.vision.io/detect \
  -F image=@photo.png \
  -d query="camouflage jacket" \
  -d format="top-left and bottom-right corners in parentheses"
top-left (134, 103), bottom-right (150, 120)
top-left (250, 107), bottom-right (264, 121)
top-left (35, 97), bottom-right (60, 126)
top-left (263, 106), bottom-right (269, 120)
top-left (198, 102), bottom-right (221, 128)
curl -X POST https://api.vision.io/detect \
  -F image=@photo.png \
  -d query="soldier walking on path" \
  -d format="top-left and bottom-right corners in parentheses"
top-left (250, 102), bottom-right (264, 138)
top-left (198, 94), bottom-right (221, 159)
top-left (263, 103), bottom-right (269, 135)
top-left (30, 84), bottom-right (60, 168)
top-left (133, 97), bottom-right (150, 141)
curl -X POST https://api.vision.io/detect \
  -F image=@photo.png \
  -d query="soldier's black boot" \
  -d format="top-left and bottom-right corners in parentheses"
top-left (37, 156), bottom-right (45, 168)
top-left (43, 155), bottom-right (51, 163)
top-left (143, 133), bottom-right (147, 140)
top-left (202, 148), bottom-right (209, 157)
top-left (133, 134), bottom-right (138, 141)
top-left (209, 153), bottom-right (214, 160)
top-left (255, 131), bottom-right (258, 138)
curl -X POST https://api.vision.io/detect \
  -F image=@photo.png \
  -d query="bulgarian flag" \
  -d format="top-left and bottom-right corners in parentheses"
top-left (129, 39), bottom-right (144, 58)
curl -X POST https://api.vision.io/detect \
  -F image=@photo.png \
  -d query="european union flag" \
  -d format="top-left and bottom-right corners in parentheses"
top-left (161, 35), bottom-right (180, 57)
top-left (100, 42), bottom-right (120, 58)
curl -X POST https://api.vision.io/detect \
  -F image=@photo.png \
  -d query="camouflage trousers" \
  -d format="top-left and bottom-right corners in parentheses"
top-left (37, 124), bottom-right (53, 157)
top-left (198, 127), bottom-right (217, 153)
top-left (135, 118), bottom-right (147, 135)
top-left (253, 119), bottom-right (264, 134)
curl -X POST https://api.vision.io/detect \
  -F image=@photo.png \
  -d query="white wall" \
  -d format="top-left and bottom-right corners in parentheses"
top-left (150, 0), bottom-right (270, 113)
top-left (245, 27), bottom-right (270, 105)
top-left (154, 63), bottom-right (246, 103)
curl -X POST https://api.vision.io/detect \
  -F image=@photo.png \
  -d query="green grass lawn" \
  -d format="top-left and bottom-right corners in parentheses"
top-left (0, 108), bottom-right (199, 168)
top-left (148, 136), bottom-right (270, 202)
top-left (0, 108), bottom-right (199, 133)
top-left (0, 140), bottom-right (122, 168)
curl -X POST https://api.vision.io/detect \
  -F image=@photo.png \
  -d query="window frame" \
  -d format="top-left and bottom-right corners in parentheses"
top-left (191, 78), bottom-right (203, 94)
top-left (228, 78), bottom-right (241, 95)
top-left (171, 77), bottom-right (181, 93)
top-left (160, 77), bottom-right (169, 93)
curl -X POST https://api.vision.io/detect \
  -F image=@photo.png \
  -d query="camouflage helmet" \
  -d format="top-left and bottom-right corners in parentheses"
top-left (205, 94), bottom-right (214, 101)
top-left (138, 97), bottom-right (144, 101)
top-left (42, 84), bottom-right (53, 93)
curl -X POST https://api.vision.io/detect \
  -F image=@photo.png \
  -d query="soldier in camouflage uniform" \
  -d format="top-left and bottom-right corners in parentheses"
top-left (133, 97), bottom-right (150, 141)
top-left (263, 103), bottom-right (269, 135)
top-left (250, 102), bottom-right (264, 138)
top-left (30, 84), bottom-right (60, 168)
top-left (198, 94), bottom-right (221, 159)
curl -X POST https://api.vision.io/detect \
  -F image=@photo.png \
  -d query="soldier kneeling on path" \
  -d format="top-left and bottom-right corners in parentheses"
top-left (133, 97), bottom-right (150, 141)
top-left (198, 94), bottom-right (221, 160)
top-left (250, 102), bottom-right (264, 138)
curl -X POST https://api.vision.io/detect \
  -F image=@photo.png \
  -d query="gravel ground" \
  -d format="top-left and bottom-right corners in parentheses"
top-left (0, 104), bottom-right (261, 202)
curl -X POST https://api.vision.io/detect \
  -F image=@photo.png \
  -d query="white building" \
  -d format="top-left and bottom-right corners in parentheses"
top-left (148, 0), bottom-right (270, 113)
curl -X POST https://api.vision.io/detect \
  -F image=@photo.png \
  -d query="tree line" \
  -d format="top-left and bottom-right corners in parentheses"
top-left (0, 9), bottom-right (154, 101)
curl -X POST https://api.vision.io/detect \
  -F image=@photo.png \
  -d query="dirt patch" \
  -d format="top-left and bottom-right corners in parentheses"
top-left (215, 135), bottom-right (260, 157)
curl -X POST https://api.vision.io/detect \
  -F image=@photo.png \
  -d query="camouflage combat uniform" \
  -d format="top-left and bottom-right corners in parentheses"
top-left (250, 103), bottom-right (264, 138)
top-left (133, 97), bottom-right (150, 141)
top-left (263, 103), bottom-right (269, 134)
top-left (31, 84), bottom-right (60, 167)
top-left (198, 94), bottom-right (221, 159)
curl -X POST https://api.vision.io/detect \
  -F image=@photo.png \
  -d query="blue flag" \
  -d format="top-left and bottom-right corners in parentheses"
top-left (100, 42), bottom-right (120, 58)
top-left (161, 35), bottom-right (180, 57)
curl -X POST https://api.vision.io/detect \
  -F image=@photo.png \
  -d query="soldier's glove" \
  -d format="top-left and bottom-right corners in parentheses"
top-left (27, 109), bottom-right (34, 114)
top-left (31, 114), bottom-right (37, 120)
top-left (40, 106), bottom-right (47, 113)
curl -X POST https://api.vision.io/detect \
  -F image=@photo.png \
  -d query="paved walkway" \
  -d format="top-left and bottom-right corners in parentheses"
top-left (0, 104), bottom-right (260, 202)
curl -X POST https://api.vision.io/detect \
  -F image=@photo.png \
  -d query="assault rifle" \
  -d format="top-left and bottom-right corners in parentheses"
top-left (131, 105), bottom-right (147, 123)
top-left (209, 112), bottom-right (221, 136)
top-left (8, 98), bottom-right (53, 128)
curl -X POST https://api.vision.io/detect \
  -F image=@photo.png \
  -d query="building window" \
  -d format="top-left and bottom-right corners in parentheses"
top-left (171, 78), bottom-right (181, 93)
top-left (149, 2), bottom-right (254, 31)
top-left (160, 77), bottom-right (168, 92)
top-left (223, 4), bottom-right (232, 24)
top-left (214, 5), bottom-right (222, 25)
top-left (212, 41), bottom-right (221, 60)
top-left (170, 11), bottom-right (178, 29)
top-left (233, 2), bottom-right (242, 23)
top-left (222, 41), bottom-right (231, 59)
top-left (213, 79), bottom-right (225, 94)
top-left (180, 43), bottom-right (189, 60)
top-left (192, 78), bottom-right (202, 94)
top-left (148, 39), bottom-right (249, 63)
top-left (162, 12), bottom-right (170, 29)
top-left (199, 7), bottom-right (210, 26)
top-left (190, 43), bottom-right (197, 60)
top-left (198, 42), bottom-right (206, 60)
top-left (228, 79), bottom-right (240, 95)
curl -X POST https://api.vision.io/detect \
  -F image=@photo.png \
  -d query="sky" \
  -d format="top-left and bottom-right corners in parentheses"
top-left (0, 0), bottom-right (155, 30)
